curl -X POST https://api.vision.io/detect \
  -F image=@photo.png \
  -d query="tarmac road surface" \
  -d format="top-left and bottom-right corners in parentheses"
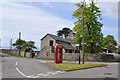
top-left (1, 52), bottom-right (119, 79)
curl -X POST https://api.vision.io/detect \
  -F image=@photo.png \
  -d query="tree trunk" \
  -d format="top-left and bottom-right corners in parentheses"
top-left (90, 43), bottom-right (94, 53)
top-left (24, 52), bottom-right (26, 57)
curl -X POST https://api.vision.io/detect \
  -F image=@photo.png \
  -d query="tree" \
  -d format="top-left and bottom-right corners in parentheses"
top-left (22, 41), bottom-right (37, 52)
top-left (57, 30), bottom-right (63, 37)
top-left (57, 27), bottom-right (72, 39)
top-left (13, 39), bottom-right (37, 57)
top-left (102, 35), bottom-right (117, 53)
top-left (13, 39), bottom-right (26, 49)
top-left (22, 41), bottom-right (37, 57)
top-left (118, 45), bottom-right (120, 54)
top-left (73, 0), bottom-right (103, 53)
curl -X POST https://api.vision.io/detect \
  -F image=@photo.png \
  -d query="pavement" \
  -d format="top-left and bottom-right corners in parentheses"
top-left (39, 59), bottom-right (119, 64)
top-left (1, 52), bottom-right (119, 79)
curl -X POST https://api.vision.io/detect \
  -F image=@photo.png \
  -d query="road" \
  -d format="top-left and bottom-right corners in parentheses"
top-left (1, 52), bottom-right (119, 79)
top-left (0, 55), bottom-right (2, 80)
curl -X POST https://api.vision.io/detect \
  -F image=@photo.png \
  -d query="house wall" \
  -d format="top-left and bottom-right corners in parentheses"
top-left (66, 32), bottom-right (75, 40)
top-left (66, 32), bottom-right (76, 48)
top-left (41, 35), bottom-right (56, 49)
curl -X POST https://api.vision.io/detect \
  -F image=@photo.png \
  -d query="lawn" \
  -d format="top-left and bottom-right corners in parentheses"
top-left (46, 63), bottom-right (107, 71)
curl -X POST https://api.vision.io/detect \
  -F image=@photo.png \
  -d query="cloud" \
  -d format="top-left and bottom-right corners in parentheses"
top-left (68, 0), bottom-right (118, 19)
top-left (1, 2), bottom-right (74, 49)
top-left (43, 2), bottom-right (53, 8)
top-left (102, 26), bottom-right (118, 41)
top-left (1, 2), bottom-right (118, 49)
top-left (1, 0), bottom-right (119, 2)
top-left (97, 2), bottom-right (118, 19)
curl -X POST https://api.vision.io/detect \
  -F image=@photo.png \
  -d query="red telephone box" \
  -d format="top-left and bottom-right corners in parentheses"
top-left (54, 44), bottom-right (63, 64)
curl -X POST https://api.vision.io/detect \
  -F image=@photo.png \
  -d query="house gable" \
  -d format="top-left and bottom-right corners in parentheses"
top-left (41, 34), bottom-right (56, 49)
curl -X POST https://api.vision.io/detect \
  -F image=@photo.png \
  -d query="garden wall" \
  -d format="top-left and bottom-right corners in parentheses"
top-left (1, 49), bottom-right (120, 62)
top-left (37, 52), bottom-right (120, 62)
top-left (1, 49), bottom-right (32, 58)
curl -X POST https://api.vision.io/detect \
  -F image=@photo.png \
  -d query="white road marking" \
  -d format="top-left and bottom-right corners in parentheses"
top-left (15, 62), bottom-right (18, 66)
top-left (32, 76), bottom-right (40, 78)
top-left (16, 67), bottom-right (30, 78)
top-left (39, 60), bottom-right (46, 63)
top-left (37, 73), bottom-right (44, 76)
top-left (15, 61), bottom-right (65, 78)
top-left (42, 74), bottom-right (49, 76)
top-left (47, 72), bottom-right (54, 74)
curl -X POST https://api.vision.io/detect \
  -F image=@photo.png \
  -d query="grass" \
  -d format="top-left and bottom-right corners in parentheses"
top-left (0, 56), bottom-right (1, 61)
top-left (2, 52), bottom-right (24, 57)
top-left (46, 63), bottom-right (107, 71)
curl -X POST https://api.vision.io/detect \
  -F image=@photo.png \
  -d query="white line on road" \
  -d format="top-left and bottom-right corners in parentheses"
top-left (37, 73), bottom-right (45, 76)
top-left (39, 60), bottom-right (46, 63)
top-left (15, 61), bottom-right (65, 78)
top-left (15, 62), bottom-right (32, 78)
top-left (15, 62), bottom-right (18, 66)
top-left (16, 67), bottom-right (30, 78)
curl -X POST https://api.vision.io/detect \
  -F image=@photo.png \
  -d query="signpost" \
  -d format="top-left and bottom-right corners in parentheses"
top-left (81, 43), bottom-right (86, 45)
top-left (75, 41), bottom-right (86, 64)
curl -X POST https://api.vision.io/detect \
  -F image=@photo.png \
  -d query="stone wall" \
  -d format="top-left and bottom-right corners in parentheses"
top-left (2, 49), bottom-right (20, 55)
top-left (1, 49), bottom-right (120, 62)
top-left (63, 53), bottom-right (79, 61)
top-left (1, 49), bottom-right (32, 58)
top-left (26, 52), bottom-right (32, 58)
top-left (37, 46), bottom-right (54, 59)
top-left (37, 51), bottom-right (120, 62)
top-left (41, 34), bottom-right (56, 49)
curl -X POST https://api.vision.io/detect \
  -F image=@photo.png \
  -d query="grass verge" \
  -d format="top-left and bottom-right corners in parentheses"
top-left (2, 52), bottom-right (24, 57)
top-left (0, 56), bottom-right (1, 61)
top-left (46, 62), bottom-right (107, 71)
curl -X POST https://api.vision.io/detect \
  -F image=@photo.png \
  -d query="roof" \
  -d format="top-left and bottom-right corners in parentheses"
top-left (41, 34), bottom-right (69, 42)
top-left (57, 41), bottom-right (77, 50)
top-left (66, 38), bottom-right (74, 44)
top-left (41, 33), bottom-right (77, 50)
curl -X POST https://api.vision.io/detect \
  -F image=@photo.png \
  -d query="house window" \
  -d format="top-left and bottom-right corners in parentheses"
top-left (51, 46), bottom-right (54, 53)
top-left (65, 49), bottom-right (68, 53)
top-left (69, 50), bottom-right (72, 53)
top-left (50, 40), bottom-right (53, 46)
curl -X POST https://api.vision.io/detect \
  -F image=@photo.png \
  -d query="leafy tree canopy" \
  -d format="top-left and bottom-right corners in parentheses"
top-left (13, 39), bottom-right (37, 52)
top-left (57, 27), bottom-right (72, 39)
top-left (73, 0), bottom-right (103, 53)
top-left (22, 41), bottom-right (37, 52)
top-left (102, 35), bottom-right (117, 52)
top-left (13, 39), bottom-right (26, 49)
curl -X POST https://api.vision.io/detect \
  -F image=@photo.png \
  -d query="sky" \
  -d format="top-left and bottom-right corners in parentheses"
top-left (0, 0), bottom-right (119, 50)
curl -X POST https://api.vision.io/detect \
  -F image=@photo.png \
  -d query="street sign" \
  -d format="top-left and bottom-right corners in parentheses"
top-left (81, 43), bottom-right (86, 45)
top-left (75, 44), bottom-right (79, 46)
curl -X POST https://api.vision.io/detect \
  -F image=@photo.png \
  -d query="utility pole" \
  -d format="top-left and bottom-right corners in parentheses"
top-left (79, 39), bottom-right (81, 64)
top-left (19, 32), bottom-right (21, 56)
top-left (9, 39), bottom-right (12, 49)
top-left (82, 0), bottom-right (85, 64)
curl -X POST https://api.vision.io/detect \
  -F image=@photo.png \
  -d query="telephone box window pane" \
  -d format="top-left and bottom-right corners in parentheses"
top-left (58, 48), bottom-right (62, 61)
top-left (50, 40), bottom-right (53, 46)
